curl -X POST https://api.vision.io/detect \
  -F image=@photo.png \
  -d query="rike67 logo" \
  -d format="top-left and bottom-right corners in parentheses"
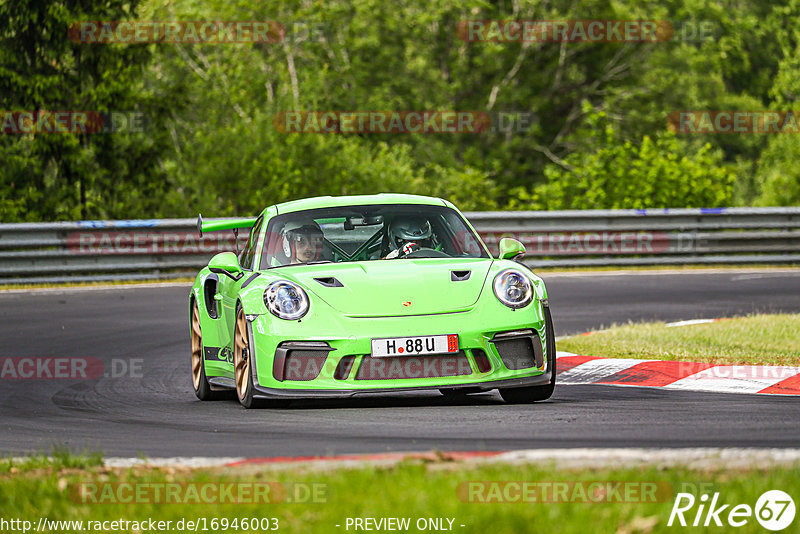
top-left (668, 490), bottom-right (795, 531)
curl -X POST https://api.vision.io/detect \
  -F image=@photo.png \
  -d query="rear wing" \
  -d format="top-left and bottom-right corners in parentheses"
top-left (196, 213), bottom-right (257, 237)
top-left (197, 214), bottom-right (257, 255)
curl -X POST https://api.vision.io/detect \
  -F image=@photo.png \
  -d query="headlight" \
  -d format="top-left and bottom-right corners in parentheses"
top-left (264, 281), bottom-right (309, 320)
top-left (492, 269), bottom-right (533, 309)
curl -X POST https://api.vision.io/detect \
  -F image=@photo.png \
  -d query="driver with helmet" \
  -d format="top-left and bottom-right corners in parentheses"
top-left (384, 216), bottom-right (433, 259)
top-left (282, 220), bottom-right (324, 264)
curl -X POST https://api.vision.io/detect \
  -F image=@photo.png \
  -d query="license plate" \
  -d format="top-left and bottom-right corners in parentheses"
top-left (371, 334), bottom-right (458, 357)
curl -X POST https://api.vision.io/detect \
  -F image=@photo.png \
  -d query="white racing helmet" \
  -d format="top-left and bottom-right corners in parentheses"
top-left (388, 216), bottom-right (432, 249)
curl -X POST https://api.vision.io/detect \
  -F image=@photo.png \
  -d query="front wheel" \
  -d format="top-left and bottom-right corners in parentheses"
top-left (233, 306), bottom-right (260, 408)
top-left (233, 306), bottom-right (289, 409)
top-left (499, 306), bottom-right (557, 404)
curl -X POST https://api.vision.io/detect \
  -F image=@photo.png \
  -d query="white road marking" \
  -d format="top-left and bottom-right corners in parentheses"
top-left (665, 319), bottom-right (717, 327)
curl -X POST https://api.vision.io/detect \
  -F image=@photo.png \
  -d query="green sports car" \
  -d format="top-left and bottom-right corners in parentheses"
top-left (189, 194), bottom-right (556, 408)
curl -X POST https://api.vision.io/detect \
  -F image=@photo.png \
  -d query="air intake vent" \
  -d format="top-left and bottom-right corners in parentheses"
top-left (203, 275), bottom-right (219, 319)
top-left (472, 349), bottom-right (492, 373)
top-left (451, 270), bottom-right (471, 281)
top-left (314, 277), bottom-right (343, 287)
top-left (334, 356), bottom-right (355, 380)
top-left (273, 342), bottom-right (333, 381)
top-left (493, 332), bottom-right (543, 370)
top-left (276, 351), bottom-right (329, 381)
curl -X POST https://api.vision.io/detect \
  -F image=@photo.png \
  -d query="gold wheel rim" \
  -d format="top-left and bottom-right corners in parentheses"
top-left (190, 303), bottom-right (203, 390)
top-left (234, 309), bottom-right (250, 400)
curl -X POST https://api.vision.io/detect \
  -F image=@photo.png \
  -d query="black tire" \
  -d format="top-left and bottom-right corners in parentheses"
top-left (190, 299), bottom-right (226, 400)
top-left (233, 304), bottom-right (289, 409)
top-left (499, 306), bottom-right (557, 404)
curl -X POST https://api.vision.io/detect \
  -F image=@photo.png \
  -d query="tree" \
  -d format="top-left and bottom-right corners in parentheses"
top-left (508, 104), bottom-right (735, 209)
top-left (0, 0), bottom-right (178, 221)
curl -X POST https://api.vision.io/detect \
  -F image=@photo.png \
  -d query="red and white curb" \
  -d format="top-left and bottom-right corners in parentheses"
top-left (555, 352), bottom-right (800, 395)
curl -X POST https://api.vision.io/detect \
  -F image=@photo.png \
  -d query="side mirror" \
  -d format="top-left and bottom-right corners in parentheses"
top-left (208, 252), bottom-right (243, 280)
top-left (499, 238), bottom-right (526, 261)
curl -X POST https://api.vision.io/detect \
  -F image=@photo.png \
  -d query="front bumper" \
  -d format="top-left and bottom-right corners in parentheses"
top-left (245, 299), bottom-right (551, 398)
top-left (250, 373), bottom-right (552, 399)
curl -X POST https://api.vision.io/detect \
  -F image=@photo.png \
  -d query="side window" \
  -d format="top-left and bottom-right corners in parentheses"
top-left (240, 217), bottom-right (263, 270)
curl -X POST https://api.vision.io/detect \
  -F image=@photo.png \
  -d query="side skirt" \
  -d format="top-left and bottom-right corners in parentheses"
top-left (208, 377), bottom-right (236, 390)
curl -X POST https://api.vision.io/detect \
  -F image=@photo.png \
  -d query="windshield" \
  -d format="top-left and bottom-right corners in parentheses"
top-left (259, 204), bottom-right (489, 269)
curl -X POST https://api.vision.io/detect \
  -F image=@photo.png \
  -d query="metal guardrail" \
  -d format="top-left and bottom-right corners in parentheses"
top-left (469, 207), bottom-right (800, 267)
top-left (0, 207), bottom-right (798, 283)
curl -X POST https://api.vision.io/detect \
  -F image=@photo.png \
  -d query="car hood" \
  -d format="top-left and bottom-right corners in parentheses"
top-left (286, 258), bottom-right (493, 317)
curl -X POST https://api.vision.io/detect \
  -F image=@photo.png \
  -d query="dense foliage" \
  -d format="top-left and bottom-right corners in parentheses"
top-left (2, 0), bottom-right (800, 221)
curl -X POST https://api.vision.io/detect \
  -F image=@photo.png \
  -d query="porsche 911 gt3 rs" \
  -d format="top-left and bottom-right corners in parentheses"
top-left (189, 194), bottom-right (555, 408)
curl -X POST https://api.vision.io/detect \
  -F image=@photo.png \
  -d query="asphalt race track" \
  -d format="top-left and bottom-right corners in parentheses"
top-left (1, 269), bottom-right (799, 457)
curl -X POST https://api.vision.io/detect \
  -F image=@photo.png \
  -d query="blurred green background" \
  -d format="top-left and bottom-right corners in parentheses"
top-left (2, 0), bottom-right (800, 221)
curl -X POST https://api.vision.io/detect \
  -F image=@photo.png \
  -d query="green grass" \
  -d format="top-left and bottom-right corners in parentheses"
top-left (2, 453), bottom-right (799, 533)
top-left (559, 313), bottom-right (800, 366)
top-left (0, 446), bottom-right (104, 475)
